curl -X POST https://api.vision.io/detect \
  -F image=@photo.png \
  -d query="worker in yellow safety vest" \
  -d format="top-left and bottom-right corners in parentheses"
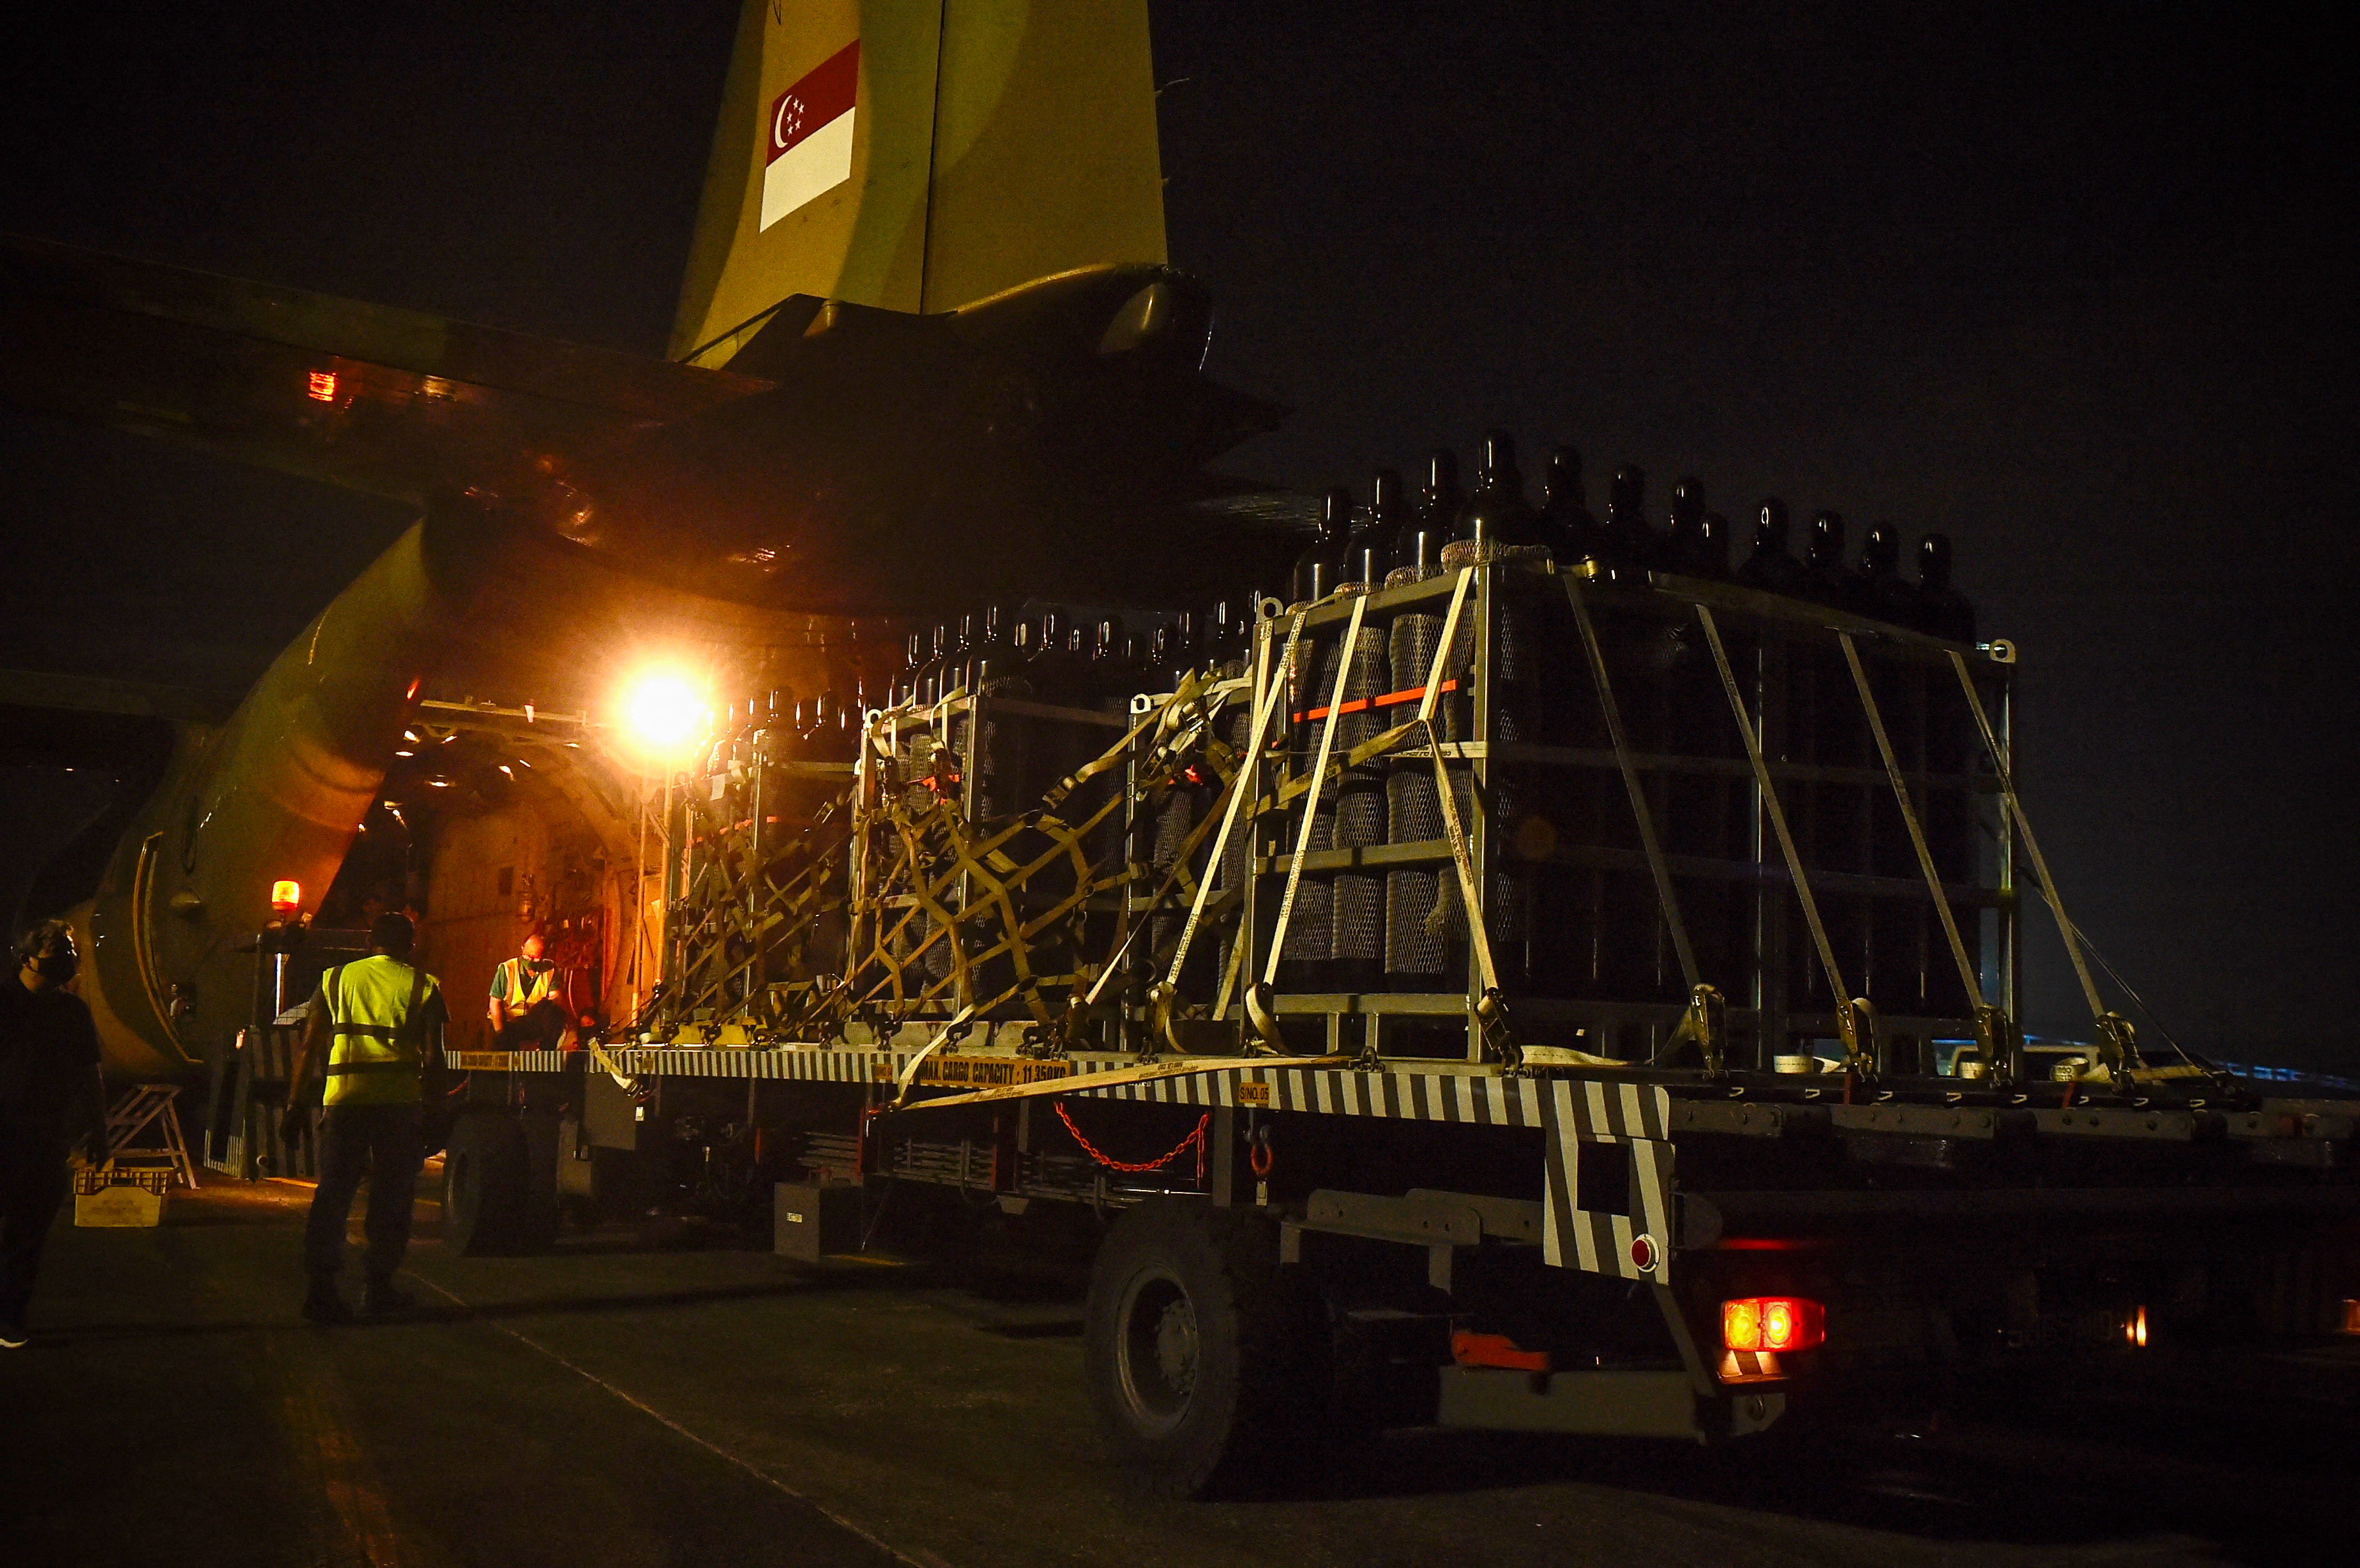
top-left (487, 930), bottom-right (567, 1050)
top-left (284, 911), bottom-right (447, 1325)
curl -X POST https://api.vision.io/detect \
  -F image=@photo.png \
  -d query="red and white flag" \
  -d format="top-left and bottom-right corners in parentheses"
top-left (762, 40), bottom-right (859, 230)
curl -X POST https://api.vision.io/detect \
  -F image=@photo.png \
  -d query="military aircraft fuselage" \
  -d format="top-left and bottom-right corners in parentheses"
top-left (7, 246), bottom-right (1287, 1082)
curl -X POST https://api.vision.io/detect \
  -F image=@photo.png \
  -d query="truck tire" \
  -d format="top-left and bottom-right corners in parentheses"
top-left (444, 1111), bottom-right (527, 1256)
top-left (515, 1110), bottom-right (563, 1254)
top-left (1085, 1198), bottom-right (1322, 1498)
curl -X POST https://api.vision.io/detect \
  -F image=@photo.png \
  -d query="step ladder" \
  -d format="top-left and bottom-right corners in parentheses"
top-left (100, 1084), bottom-right (199, 1189)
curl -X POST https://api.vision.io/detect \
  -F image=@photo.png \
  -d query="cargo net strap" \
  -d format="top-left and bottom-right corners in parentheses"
top-left (1564, 576), bottom-right (1700, 992)
top-left (847, 658), bottom-right (1264, 1044)
top-left (843, 569), bottom-right (1518, 1064)
top-left (1943, 648), bottom-right (2196, 1084)
top-left (854, 771), bottom-right (1117, 1024)
top-left (1401, 571), bottom-right (1513, 1061)
top-left (1250, 594), bottom-right (1369, 1027)
top-left (1694, 603), bottom-right (1872, 1074)
top-left (663, 783), bottom-right (855, 1035)
top-left (678, 568), bottom-right (1538, 1064)
top-left (1842, 633), bottom-right (1988, 1014)
top-left (1153, 604), bottom-right (1308, 1039)
top-left (1945, 647), bottom-right (2101, 1023)
top-left (1227, 569), bottom-right (1513, 1062)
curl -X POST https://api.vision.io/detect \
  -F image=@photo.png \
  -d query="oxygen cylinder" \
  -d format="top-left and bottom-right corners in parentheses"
top-left (1598, 465), bottom-right (1658, 576)
top-left (1697, 511), bottom-right (1733, 579)
top-left (1275, 490), bottom-right (1354, 991)
top-left (1339, 494), bottom-right (1391, 594)
top-left (1916, 532), bottom-right (1976, 644)
top-left (1213, 596), bottom-right (1260, 1006)
top-left (1803, 511), bottom-right (1848, 604)
top-left (1149, 707), bottom-right (1214, 1002)
top-left (1165, 610), bottom-right (1202, 691)
top-left (1331, 476), bottom-right (1394, 993)
top-left (1280, 626), bottom-right (1343, 994)
top-left (1381, 453), bottom-right (1467, 991)
top-left (1665, 478), bottom-right (1709, 575)
top-left (1448, 431), bottom-right (1541, 563)
top-left (1293, 489), bottom-right (1350, 606)
top-left (1847, 524), bottom-right (1913, 624)
top-left (1462, 437), bottom-right (1538, 989)
top-left (1027, 607), bottom-right (1069, 690)
top-left (1089, 616), bottom-right (1132, 708)
top-left (1737, 499), bottom-right (1804, 593)
top-left (1387, 450), bottom-right (1460, 589)
top-left (919, 622), bottom-right (953, 707)
top-left (973, 610), bottom-right (1029, 823)
top-left (898, 628), bottom-right (926, 707)
top-left (1541, 445), bottom-right (1598, 564)
top-left (1384, 582), bottom-right (1454, 991)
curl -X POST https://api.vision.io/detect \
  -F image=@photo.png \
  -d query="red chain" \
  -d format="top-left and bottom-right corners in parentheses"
top-left (1054, 1102), bottom-right (1209, 1184)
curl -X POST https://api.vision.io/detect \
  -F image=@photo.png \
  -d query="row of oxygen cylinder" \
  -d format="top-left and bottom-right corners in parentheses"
top-left (896, 429), bottom-right (1988, 1010)
top-left (893, 590), bottom-right (1983, 1015)
top-left (1142, 517), bottom-right (1503, 1005)
top-left (877, 586), bottom-right (1487, 1002)
top-left (1140, 432), bottom-right (1989, 1013)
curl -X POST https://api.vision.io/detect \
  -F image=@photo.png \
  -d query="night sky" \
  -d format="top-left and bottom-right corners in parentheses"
top-left (1, 3), bottom-right (2351, 1066)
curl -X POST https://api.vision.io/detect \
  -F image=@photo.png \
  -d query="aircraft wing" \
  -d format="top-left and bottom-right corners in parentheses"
top-left (0, 667), bottom-right (239, 730)
top-left (0, 235), bottom-right (774, 506)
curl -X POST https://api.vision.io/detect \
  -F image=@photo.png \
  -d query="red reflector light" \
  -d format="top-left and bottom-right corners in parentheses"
top-left (307, 370), bottom-right (337, 402)
top-left (270, 879), bottom-right (301, 912)
top-left (1450, 1330), bottom-right (1550, 1373)
top-left (1723, 1297), bottom-right (1824, 1353)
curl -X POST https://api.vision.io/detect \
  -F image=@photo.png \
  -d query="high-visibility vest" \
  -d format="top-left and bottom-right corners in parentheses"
top-left (494, 956), bottom-right (557, 1011)
top-left (321, 955), bottom-right (439, 1106)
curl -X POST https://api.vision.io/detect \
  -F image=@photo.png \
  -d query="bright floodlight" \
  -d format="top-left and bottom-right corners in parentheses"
top-left (623, 672), bottom-right (706, 756)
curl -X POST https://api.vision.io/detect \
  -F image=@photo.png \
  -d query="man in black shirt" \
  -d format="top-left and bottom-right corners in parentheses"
top-left (0, 919), bottom-right (107, 1348)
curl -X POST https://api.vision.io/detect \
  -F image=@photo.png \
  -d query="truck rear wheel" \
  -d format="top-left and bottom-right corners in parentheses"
top-left (444, 1111), bottom-right (527, 1256)
top-left (515, 1110), bottom-right (562, 1254)
top-left (1085, 1198), bottom-right (1322, 1498)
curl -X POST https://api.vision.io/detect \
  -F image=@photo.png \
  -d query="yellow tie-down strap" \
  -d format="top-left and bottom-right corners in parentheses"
top-left (874, 1052), bottom-right (1081, 1091)
top-left (886, 1057), bottom-right (1667, 1138)
top-left (886, 1055), bottom-right (1676, 1283)
top-left (883, 1055), bottom-right (1324, 1110)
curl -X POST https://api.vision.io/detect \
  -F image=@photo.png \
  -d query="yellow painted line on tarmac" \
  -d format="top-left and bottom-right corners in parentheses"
top-left (281, 1382), bottom-right (412, 1568)
top-left (269, 1334), bottom-right (430, 1568)
top-left (400, 1269), bottom-right (940, 1568)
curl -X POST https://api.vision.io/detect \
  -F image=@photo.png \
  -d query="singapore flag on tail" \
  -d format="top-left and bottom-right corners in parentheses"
top-left (762, 40), bottom-right (859, 230)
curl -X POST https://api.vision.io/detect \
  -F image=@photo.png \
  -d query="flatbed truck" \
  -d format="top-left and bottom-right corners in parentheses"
top-left (222, 552), bottom-right (2360, 1496)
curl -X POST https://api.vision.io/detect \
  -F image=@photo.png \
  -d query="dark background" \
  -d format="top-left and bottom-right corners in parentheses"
top-left (0, 3), bottom-right (2350, 1066)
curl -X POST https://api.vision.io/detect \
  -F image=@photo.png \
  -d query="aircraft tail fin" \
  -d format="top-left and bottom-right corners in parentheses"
top-left (670, 0), bottom-right (1169, 367)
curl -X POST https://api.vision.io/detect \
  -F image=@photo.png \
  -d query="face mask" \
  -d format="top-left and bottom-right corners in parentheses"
top-left (33, 949), bottom-right (77, 983)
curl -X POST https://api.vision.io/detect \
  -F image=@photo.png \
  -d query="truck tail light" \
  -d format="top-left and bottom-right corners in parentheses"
top-left (1450, 1331), bottom-right (1551, 1373)
top-left (1723, 1296), bottom-right (1824, 1353)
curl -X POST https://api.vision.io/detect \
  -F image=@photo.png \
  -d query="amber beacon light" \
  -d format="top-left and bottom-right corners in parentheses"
top-left (269, 880), bottom-right (302, 916)
top-left (1723, 1297), bottom-right (1826, 1353)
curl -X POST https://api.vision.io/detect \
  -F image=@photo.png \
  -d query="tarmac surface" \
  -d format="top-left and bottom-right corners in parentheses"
top-left (3, 1173), bottom-right (2354, 1568)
